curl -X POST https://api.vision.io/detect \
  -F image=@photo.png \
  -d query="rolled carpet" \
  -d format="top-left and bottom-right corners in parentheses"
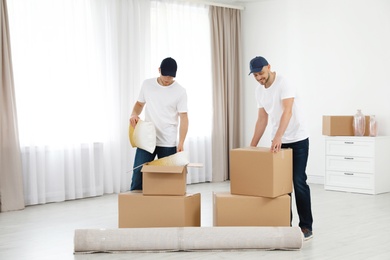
top-left (74, 226), bottom-right (303, 253)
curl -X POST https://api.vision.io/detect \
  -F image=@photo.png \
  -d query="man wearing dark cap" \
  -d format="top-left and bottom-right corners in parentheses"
top-left (129, 57), bottom-right (189, 191)
top-left (248, 56), bottom-right (313, 240)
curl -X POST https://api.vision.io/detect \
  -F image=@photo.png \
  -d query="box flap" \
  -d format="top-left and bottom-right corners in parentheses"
top-left (141, 164), bottom-right (186, 174)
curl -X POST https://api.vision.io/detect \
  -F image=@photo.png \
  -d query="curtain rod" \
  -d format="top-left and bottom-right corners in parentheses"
top-left (176, 0), bottom-right (245, 10)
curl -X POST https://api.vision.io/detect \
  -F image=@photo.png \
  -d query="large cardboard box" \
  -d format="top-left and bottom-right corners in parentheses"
top-left (322, 115), bottom-right (369, 136)
top-left (213, 192), bottom-right (290, 227)
top-left (142, 165), bottom-right (187, 195)
top-left (230, 147), bottom-right (292, 198)
top-left (118, 192), bottom-right (201, 228)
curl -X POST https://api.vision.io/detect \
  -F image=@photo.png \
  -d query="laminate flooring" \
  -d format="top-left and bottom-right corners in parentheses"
top-left (1, 181), bottom-right (390, 260)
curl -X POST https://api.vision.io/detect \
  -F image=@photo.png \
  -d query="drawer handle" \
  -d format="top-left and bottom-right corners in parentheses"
top-left (344, 172), bottom-right (354, 176)
top-left (344, 157), bottom-right (354, 160)
top-left (344, 141), bottom-right (354, 144)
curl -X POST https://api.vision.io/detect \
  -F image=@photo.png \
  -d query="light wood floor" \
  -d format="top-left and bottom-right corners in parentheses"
top-left (1, 181), bottom-right (390, 260)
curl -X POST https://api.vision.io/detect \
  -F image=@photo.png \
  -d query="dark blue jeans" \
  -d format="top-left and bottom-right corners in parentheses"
top-left (281, 138), bottom-right (313, 231)
top-left (130, 146), bottom-right (177, 191)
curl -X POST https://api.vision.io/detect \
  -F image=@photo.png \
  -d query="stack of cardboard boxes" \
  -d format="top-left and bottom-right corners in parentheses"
top-left (118, 147), bottom-right (292, 228)
top-left (118, 164), bottom-right (201, 228)
top-left (213, 147), bottom-right (293, 227)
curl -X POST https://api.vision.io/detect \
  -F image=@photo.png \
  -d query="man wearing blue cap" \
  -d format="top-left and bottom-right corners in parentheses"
top-left (129, 57), bottom-right (189, 191)
top-left (248, 56), bottom-right (313, 240)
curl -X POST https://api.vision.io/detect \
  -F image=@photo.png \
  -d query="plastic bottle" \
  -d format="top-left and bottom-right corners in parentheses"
top-left (353, 109), bottom-right (365, 136)
top-left (369, 115), bottom-right (378, 137)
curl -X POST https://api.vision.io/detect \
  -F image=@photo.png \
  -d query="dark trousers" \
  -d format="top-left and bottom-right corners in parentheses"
top-left (130, 146), bottom-right (177, 191)
top-left (282, 138), bottom-right (313, 231)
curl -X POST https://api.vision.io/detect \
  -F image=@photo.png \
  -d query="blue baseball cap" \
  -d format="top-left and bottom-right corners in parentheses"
top-left (248, 56), bottom-right (269, 75)
top-left (160, 57), bottom-right (177, 77)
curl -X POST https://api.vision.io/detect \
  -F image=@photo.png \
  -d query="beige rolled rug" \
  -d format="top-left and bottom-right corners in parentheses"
top-left (74, 226), bottom-right (303, 254)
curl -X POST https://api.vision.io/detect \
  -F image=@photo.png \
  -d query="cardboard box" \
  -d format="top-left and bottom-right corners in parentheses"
top-left (230, 147), bottom-right (292, 198)
top-left (142, 164), bottom-right (187, 195)
top-left (118, 192), bottom-right (201, 228)
top-left (213, 192), bottom-right (290, 227)
top-left (322, 115), bottom-right (370, 136)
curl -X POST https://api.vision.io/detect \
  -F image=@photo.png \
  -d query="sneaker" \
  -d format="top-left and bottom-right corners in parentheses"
top-left (301, 228), bottom-right (313, 241)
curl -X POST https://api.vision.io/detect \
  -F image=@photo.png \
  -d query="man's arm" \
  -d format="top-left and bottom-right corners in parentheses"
top-left (129, 101), bottom-right (145, 128)
top-left (177, 112), bottom-right (189, 152)
top-left (271, 97), bottom-right (293, 152)
top-left (250, 108), bottom-right (268, 147)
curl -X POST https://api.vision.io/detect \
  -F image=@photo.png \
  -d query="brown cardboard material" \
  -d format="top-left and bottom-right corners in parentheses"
top-left (141, 163), bottom-right (203, 196)
top-left (142, 165), bottom-right (187, 195)
top-left (118, 192), bottom-right (201, 228)
top-left (213, 192), bottom-right (290, 227)
top-left (230, 147), bottom-right (292, 198)
top-left (322, 115), bottom-right (370, 136)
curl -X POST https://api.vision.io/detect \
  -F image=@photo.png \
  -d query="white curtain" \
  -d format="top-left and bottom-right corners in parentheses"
top-left (7, 0), bottom-right (212, 205)
top-left (7, 0), bottom-right (150, 205)
top-left (150, 0), bottom-right (213, 183)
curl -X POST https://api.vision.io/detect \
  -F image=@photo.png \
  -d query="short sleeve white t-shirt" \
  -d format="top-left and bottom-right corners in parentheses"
top-left (255, 75), bottom-right (309, 143)
top-left (138, 78), bottom-right (188, 147)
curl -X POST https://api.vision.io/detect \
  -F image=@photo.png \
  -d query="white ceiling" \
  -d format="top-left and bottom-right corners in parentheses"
top-left (179, 0), bottom-right (263, 10)
top-left (204, 0), bottom-right (263, 8)
top-left (211, 0), bottom-right (262, 3)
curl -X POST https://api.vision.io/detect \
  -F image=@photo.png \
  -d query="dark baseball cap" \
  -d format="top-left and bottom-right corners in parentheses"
top-left (160, 57), bottom-right (177, 77)
top-left (248, 56), bottom-right (269, 75)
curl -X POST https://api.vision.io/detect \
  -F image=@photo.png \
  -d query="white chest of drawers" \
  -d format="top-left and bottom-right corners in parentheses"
top-left (325, 136), bottom-right (390, 194)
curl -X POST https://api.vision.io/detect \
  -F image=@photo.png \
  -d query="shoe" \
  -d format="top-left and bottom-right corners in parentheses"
top-left (301, 228), bottom-right (313, 241)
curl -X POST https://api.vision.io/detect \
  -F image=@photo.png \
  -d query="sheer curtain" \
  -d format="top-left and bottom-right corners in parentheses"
top-left (7, 0), bottom-right (150, 205)
top-left (7, 0), bottom-right (212, 206)
top-left (150, 0), bottom-right (212, 183)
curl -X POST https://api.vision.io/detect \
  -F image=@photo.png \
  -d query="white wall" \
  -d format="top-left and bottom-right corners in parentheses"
top-left (240, 0), bottom-right (390, 183)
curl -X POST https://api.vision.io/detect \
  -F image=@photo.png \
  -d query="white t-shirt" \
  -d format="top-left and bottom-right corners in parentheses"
top-left (255, 74), bottom-right (309, 143)
top-left (138, 78), bottom-right (188, 147)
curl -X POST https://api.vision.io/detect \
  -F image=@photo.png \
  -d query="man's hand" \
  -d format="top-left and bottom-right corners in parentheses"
top-left (129, 115), bottom-right (140, 128)
top-left (177, 143), bottom-right (184, 152)
top-left (270, 137), bottom-right (282, 153)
